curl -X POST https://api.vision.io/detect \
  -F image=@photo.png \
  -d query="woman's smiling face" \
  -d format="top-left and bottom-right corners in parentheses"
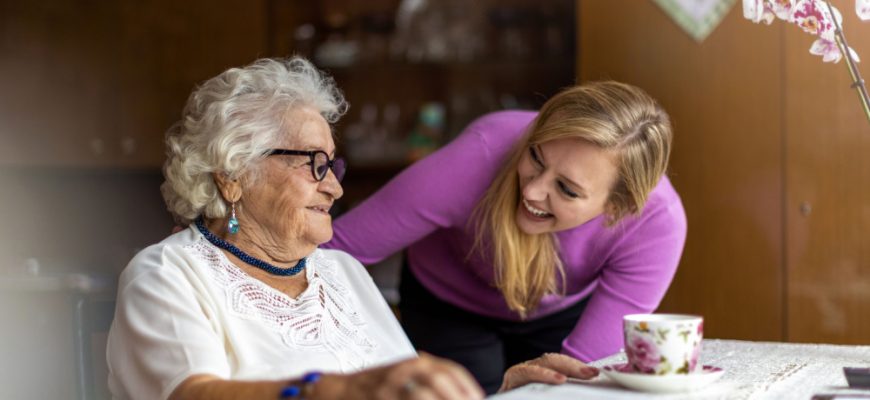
top-left (515, 138), bottom-right (619, 235)
top-left (241, 106), bottom-right (344, 247)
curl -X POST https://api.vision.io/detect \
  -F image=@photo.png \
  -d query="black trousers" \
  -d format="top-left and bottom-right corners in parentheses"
top-left (398, 264), bottom-right (589, 395)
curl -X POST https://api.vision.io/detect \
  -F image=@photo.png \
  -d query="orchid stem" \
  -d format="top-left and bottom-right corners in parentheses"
top-left (825, 1), bottom-right (870, 125)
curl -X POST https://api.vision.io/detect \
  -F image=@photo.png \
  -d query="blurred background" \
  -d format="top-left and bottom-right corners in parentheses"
top-left (0, 0), bottom-right (868, 398)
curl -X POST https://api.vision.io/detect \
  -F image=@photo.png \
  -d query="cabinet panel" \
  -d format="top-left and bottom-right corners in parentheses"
top-left (269, 0), bottom-right (576, 210)
top-left (784, 5), bottom-right (870, 343)
top-left (0, 1), bottom-right (123, 166)
top-left (579, 1), bottom-right (785, 340)
top-left (0, 0), bottom-right (267, 168)
top-left (112, 0), bottom-right (268, 168)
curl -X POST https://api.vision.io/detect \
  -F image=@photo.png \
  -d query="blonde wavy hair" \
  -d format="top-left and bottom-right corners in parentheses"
top-left (161, 57), bottom-right (347, 225)
top-left (472, 81), bottom-right (673, 318)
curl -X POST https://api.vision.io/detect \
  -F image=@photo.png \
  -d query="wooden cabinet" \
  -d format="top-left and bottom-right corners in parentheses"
top-left (268, 0), bottom-right (576, 209)
top-left (1, 0), bottom-right (575, 177)
top-left (0, 0), bottom-right (267, 168)
top-left (784, 10), bottom-right (870, 343)
top-left (579, 0), bottom-right (870, 343)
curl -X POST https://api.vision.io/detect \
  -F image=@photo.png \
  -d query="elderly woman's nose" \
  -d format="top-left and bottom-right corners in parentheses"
top-left (320, 173), bottom-right (344, 199)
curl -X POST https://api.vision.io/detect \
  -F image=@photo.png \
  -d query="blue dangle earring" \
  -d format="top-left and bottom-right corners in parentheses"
top-left (227, 201), bottom-right (240, 234)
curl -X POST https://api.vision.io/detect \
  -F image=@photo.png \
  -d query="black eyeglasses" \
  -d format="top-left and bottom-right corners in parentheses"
top-left (267, 149), bottom-right (346, 182)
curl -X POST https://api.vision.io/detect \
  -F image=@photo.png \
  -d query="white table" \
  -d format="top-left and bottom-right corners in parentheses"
top-left (492, 339), bottom-right (870, 399)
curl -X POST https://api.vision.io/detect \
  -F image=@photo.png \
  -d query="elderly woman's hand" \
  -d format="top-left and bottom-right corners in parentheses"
top-left (338, 352), bottom-right (484, 400)
top-left (498, 353), bottom-right (599, 392)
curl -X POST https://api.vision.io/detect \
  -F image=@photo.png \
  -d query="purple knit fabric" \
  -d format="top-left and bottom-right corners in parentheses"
top-left (324, 110), bottom-right (687, 362)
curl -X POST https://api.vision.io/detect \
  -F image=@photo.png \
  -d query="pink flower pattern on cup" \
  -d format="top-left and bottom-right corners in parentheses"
top-left (626, 336), bottom-right (660, 374)
top-left (624, 314), bottom-right (703, 375)
top-left (689, 340), bottom-right (701, 372)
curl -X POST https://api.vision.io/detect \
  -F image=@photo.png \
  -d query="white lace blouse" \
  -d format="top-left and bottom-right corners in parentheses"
top-left (107, 226), bottom-right (416, 400)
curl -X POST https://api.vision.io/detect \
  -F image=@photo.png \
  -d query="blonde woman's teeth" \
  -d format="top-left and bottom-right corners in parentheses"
top-left (522, 199), bottom-right (552, 217)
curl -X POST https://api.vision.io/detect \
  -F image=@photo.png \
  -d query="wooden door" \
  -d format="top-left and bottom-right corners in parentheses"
top-left (578, 0), bottom-right (786, 340)
top-left (784, 5), bottom-right (870, 344)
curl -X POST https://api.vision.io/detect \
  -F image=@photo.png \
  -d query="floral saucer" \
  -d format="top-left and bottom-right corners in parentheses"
top-left (601, 363), bottom-right (725, 393)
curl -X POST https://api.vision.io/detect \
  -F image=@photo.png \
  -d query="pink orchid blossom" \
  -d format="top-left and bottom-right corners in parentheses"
top-left (810, 37), bottom-right (861, 62)
top-left (791, 0), bottom-right (837, 40)
top-left (771, 0), bottom-right (798, 19)
top-left (744, 0), bottom-right (777, 23)
top-left (743, 0), bottom-right (863, 63)
top-left (858, 0), bottom-right (870, 20)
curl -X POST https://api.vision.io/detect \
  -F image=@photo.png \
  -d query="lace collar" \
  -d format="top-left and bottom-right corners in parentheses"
top-left (186, 236), bottom-right (377, 370)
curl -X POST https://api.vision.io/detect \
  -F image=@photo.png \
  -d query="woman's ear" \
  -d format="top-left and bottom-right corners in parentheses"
top-left (603, 195), bottom-right (621, 224)
top-left (213, 172), bottom-right (242, 203)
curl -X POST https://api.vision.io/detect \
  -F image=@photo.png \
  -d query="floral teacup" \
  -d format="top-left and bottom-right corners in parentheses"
top-left (623, 314), bottom-right (703, 375)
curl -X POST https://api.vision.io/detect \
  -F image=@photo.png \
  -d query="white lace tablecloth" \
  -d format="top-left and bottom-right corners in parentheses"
top-left (492, 339), bottom-right (870, 399)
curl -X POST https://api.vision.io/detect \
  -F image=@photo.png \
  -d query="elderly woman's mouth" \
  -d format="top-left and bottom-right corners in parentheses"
top-left (307, 205), bottom-right (332, 214)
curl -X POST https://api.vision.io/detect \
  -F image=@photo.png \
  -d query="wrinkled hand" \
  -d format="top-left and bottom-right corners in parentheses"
top-left (499, 353), bottom-right (599, 392)
top-left (342, 352), bottom-right (484, 400)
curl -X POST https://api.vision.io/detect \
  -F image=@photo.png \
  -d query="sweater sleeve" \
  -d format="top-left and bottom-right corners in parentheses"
top-left (561, 183), bottom-right (687, 362)
top-left (324, 111), bottom-right (534, 264)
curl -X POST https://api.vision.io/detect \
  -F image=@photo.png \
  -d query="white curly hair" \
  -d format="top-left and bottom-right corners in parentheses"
top-left (161, 57), bottom-right (347, 224)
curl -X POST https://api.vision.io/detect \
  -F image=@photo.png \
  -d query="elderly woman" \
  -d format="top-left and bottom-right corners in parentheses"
top-left (106, 57), bottom-right (596, 400)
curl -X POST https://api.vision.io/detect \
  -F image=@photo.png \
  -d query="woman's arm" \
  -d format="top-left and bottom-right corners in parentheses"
top-left (169, 375), bottom-right (299, 400)
top-left (561, 181), bottom-right (688, 362)
top-left (170, 354), bottom-right (483, 400)
top-left (324, 111), bottom-right (536, 264)
top-left (171, 352), bottom-right (601, 399)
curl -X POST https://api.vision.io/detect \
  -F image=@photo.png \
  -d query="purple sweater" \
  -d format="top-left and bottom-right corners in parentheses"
top-left (324, 110), bottom-right (687, 362)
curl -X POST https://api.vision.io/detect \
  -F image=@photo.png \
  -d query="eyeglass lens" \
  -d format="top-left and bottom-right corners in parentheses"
top-left (313, 152), bottom-right (346, 182)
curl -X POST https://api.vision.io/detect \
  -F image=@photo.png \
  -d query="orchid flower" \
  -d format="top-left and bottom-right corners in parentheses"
top-left (858, 0), bottom-right (870, 20)
top-left (743, 0), bottom-right (862, 63)
top-left (744, 0), bottom-right (870, 123)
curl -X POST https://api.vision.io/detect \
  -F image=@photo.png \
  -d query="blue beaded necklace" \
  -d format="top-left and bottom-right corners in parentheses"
top-left (195, 217), bottom-right (307, 276)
